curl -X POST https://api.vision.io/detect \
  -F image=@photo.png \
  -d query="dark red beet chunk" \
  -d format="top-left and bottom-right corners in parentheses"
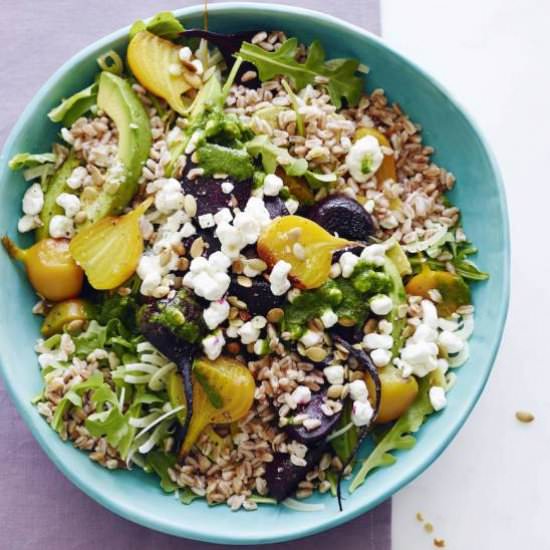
top-left (228, 277), bottom-right (285, 316)
top-left (286, 392), bottom-right (342, 445)
top-left (180, 169), bottom-right (252, 217)
top-left (265, 444), bottom-right (326, 501)
top-left (305, 194), bottom-right (375, 241)
top-left (263, 196), bottom-right (289, 218)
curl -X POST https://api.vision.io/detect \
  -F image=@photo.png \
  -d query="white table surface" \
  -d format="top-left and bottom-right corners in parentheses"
top-left (383, 0), bottom-right (550, 548)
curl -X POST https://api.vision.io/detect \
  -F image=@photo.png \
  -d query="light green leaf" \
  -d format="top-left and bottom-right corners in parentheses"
top-left (145, 450), bottom-right (178, 493)
top-left (48, 83), bottom-right (98, 126)
top-left (8, 152), bottom-right (56, 171)
top-left (130, 11), bottom-right (184, 41)
top-left (73, 321), bottom-right (107, 358)
top-left (51, 372), bottom-right (104, 432)
top-left (304, 170), bottom-right (336, 189)
top-left (330, 400), bottom-right (358, 462)
top-left (238, 38), bottom-right (363, 109)
top-left (246, 135), bottom-right (308, 175)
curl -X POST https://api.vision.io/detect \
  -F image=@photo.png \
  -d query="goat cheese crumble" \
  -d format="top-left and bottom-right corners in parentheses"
top-left (345, 135), bottom-right (384, 182)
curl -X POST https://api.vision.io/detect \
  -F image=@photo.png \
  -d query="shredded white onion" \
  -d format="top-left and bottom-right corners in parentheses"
top-left (454, 315), bottom-right (474, 341)
top-left (135, 405), bottom-right (185, 440)
top-left (326, 422), bottom-right (354, 442)
top-left (402, 224), bottom-right (448, 253)
top-left (283, 498), bottom-right (325, 512)
top-left (448, 341), bottom-right (470, 367)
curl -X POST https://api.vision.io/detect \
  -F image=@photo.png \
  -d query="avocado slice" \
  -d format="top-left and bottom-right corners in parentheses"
top-left (82, 72), bottom-right (151, 226)
top-left (37, 152), bottom-right (80, 240)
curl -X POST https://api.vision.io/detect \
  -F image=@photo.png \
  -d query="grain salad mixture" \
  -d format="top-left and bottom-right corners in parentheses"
top-left (3, 11), bottom-right (488, 511)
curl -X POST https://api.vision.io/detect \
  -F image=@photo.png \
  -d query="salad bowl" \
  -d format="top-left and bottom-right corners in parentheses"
top-left (0, 2), bottom-right (509, 544)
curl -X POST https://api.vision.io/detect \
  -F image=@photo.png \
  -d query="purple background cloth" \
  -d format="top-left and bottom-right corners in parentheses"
top-left (0, 1), bottom-right (390, 549)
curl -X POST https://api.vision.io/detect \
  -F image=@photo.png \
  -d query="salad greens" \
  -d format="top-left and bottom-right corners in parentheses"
top-left (238, 38), bottom-right (363, 109)
top-left (8, 152), bottom-right (56, 170)
top-left (348, 378), bottom-right (434, 492)
top-left (129, 11), bottom-right (184, 41)
top-left (48, 83), bottom-right (98, 126)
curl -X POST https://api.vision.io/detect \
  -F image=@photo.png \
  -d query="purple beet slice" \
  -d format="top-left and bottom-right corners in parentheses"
top-left (228, 276), bottom-right (285, 316)
top-left (265, 444), bottom-right (326, 502)
top-left (263, 196), bottom-right (289, 219)
top-left (180, 170), bottom-right (252, 216)
top-left (305, 194), bottom-right (375, 241)
top-left (286, 392), bottom-right (342, 445)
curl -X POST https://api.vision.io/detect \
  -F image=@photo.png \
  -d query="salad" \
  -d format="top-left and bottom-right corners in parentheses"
top-left (2, 11), bottom-right (488, 511)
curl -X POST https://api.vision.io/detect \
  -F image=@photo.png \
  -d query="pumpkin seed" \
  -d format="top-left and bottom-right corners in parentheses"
top-left (267, 308), bottom-right (284, 323)
top-left (189, 237), bottom-right (204, 258)
top-left (515, 410), bottom-right (535, 423)
top-left (306, 346), bottom-right (327, 362)
top-left (183, 194), bottom-right (197, 217)
top-left (237, 275), bottom-right (252, 288)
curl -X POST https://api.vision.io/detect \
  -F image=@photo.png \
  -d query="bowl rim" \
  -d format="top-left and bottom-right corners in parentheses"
top-left (0, 2), bottom-right (510, 544)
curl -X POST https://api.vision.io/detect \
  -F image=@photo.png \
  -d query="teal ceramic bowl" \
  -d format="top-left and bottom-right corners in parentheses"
top-left (0, 2), bottom-right (509, 545)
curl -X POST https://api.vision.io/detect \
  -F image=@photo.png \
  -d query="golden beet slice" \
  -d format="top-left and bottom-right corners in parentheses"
top-left (257, 215), bottom-right (350, 289)
top-left (70, 198), bottom-right (152, 290)
top-left (127, 30), bottom-right (195, 114)
top-left (365, 365), bottom-right (419, 424)
top-left (2, 236), bottom-right (83, 302)
top-left (179, 357), bottom-right (255, 457)
top-left (406, 264), bottom-right (471, 317)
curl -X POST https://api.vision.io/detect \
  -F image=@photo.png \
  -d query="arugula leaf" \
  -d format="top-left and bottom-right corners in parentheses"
top-left (349, 378), bottom-right (434, 492)
top-left (130, 11), bottom-right (184, 40)
top-left (180, 488), bottom-right (201, 504)
top-left (73, 320), bottom-right (107, 357)
top-left (409, 228), bottom-right (489, 282)
top-left (9, 152), bottom-right (56, 170)
top-left (85, 407), bottom-right (129, 448)
top-left (47, 83), bottom-right (98, 126)
top-left (84, 381), bottom-right (137, 454)
top-left (51, 372), bottom-right (104, 432)
top-left (246, 135), bottom-right (307, 175)
top-left (145, 450), bottom-right (178, 493)
top-left (238, 38), bottom-right (363, 109)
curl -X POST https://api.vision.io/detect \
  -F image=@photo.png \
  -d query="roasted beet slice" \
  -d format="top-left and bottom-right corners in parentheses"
top-left (263, 196), bottom-right (289, 219)
top-left (137, 289), bottom-right (206, 360)
top-left (265, 444), bottom-right (326, 501)
top-left (286, 392), bottom-right (342, 445)
top-left (137, 289), bottom-right (206, 454)
top-left (180, 29), bottom-right (260, 87)
top-left (180, 170), bottom-right (252, 216)
top-left (305, 194), bottom-right (375, 241)
top-left (228, 276), bottom-right (285, 316)
top-left (331, 335), bottom-right (382, 510)
top-left (182, 227), bottom-right (220, 258)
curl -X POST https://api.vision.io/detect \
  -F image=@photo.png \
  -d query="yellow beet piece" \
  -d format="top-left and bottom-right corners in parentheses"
top-left (365, 365), bottom-right (419, 424)
top-left (257, 215), bottom-right (350, 289)
top-left (127, 30), bottom-right (195, 115)
top-left (2, 236), bottom-right (83, 302)
top-left (354, 127), bottom-right (397, 184)
top-left (69, 197), bottom-right (152, 290)
top-left (405, 264), bottom-right (470, 317)
top-left (179, 357), bottom-right (255, 458)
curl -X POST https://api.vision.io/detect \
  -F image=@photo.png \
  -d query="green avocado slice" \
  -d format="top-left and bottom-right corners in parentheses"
top-left (37, 153), bottom-right (80, 240)
top-left (82, 72), bottom-right (151, 226)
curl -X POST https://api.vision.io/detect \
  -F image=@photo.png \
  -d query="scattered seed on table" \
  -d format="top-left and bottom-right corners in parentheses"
top-left (515, 410), bottom-right (535, 423)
